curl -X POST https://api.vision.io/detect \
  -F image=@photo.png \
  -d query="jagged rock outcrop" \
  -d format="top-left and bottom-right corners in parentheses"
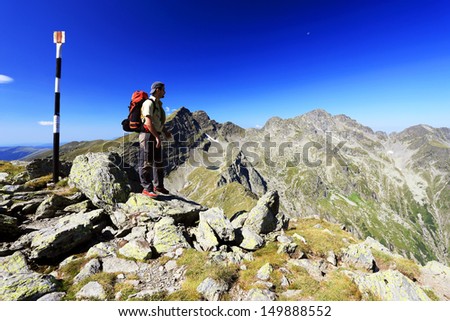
top-left (69, 152), bottom-right (130, 210)
top-left (243, 190), bottom-right (286, 234)
top-left (218, 151), bottom-right (267, 197)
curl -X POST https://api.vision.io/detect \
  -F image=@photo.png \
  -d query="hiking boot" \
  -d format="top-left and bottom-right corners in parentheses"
top-left (154, 186), bottom-right (170, 195)
top-left (142, 189), bottom-right (157, 198)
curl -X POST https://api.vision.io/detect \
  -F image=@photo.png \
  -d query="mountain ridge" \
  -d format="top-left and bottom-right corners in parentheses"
top-left (14, 108), bottom-right (450, 265)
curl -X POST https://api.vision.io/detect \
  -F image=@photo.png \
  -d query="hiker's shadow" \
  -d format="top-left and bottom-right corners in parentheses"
top-left (156, 193), bottom-right (206, 207)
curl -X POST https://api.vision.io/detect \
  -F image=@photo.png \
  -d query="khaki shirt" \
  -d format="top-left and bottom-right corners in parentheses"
top-left (141, 96), bottom-right (166, 133)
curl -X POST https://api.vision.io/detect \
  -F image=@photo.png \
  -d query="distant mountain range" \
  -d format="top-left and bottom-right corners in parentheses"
top-left (0, 145), bottom-right (52, 161)
top-left (12, 108), bottom-right (450, 265)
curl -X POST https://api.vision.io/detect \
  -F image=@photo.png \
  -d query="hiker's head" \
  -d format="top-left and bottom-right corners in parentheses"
top-left (150, 81), bottom-right (165, 99)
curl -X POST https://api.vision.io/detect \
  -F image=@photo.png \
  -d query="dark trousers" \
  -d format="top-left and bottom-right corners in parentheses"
top-left (138, 132), bottom-right (164, 192)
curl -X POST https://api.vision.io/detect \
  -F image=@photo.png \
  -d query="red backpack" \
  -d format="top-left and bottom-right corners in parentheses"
top-left (121, 90), bottom-right (149, 132)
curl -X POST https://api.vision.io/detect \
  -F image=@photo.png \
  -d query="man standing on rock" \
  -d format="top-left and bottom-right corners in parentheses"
top-left (139, 81), bottom-right (172, 197)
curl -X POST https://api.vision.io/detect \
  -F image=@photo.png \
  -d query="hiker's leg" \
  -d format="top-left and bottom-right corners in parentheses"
top-left (153, 137), bottom-right (165, 188)
top-left (138, 133), bottom-right (153, 192)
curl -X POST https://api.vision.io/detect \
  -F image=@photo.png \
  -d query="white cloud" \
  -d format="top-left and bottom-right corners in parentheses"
top-left (0, 74), bottom-right (13, 84)
top-left (38, 121), bottom-right (53, 126)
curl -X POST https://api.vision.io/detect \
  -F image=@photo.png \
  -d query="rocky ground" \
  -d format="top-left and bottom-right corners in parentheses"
top-left (1, 154), bottom-right (449, 301)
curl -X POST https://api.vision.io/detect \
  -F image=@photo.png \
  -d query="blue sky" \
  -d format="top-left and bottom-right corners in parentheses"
top-left (0, 0), bottom-right (449, 145)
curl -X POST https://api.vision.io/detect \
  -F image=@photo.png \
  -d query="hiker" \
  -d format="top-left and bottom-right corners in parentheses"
top-left (139, 81), bottom-right (172, 197)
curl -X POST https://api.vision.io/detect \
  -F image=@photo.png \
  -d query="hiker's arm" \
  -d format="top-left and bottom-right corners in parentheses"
top-left (144, 116), bottom-right (161, 148)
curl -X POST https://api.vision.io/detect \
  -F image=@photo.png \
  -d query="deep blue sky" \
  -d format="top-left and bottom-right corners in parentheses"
top-left (0, 0), bottom-right (449, 145)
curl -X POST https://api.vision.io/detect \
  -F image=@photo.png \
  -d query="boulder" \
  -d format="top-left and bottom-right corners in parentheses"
top-left (350, 270), bottom-right (430, 301)
top-left (102, 257), bottom-right (140, 274)
top-left (26, 158), bottom-right (71, 179)
top-left (196, 277), bottom-right (229, 301)
top-left (0, 252), bottom-right (58, 300)
top-left (125, 193), bottom-right (205, 225)
top-left (75, 281), bottom-right (107, 300)
top-left (243, 190), bottom-right (284, 234)
top-left (153, 217), bottom-right (191, 254)
top-left (341, 243), bottom-right (377, 272)
top-left (73, 258), bottom-right (102, 284)
top-left (419, 261), bottom-right (450, 300)
top-left (69, 152), bottom-right (130, 210)
top-left (200, 208), bottom-right (235, 242)
top-left (119, 238), bottom-right (153, 261)
top-left (34, 194), bottom-right (73, 219)
top-left (235, 227), bottom-right (265, 251)
top-left (256, 263), bottom-right (273, 281)
top-left (196, 219), bottom-right (220, 251)
top-left (288, 259), bottom-right (328, 281)
top-left (244, 288), bottom-right (276, 301)
top-left (30, 209), bottom-right (106, 260)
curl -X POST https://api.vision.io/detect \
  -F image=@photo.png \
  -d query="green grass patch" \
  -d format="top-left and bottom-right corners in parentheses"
top-left (0, 161), bottom-right (25, 177)
top-left (168, 249), bottom-right (239, 300)
top-left (237, 242), bottom-right (289, 291)
top-left (315, 271), bottom-right (362, 301)
top-left (24, 174), bottom-right (53, 190)
top-left (286, 218), bottom-right (357, 257)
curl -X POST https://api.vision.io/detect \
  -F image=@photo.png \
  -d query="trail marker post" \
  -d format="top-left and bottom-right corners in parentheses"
top-left (53, 31), bottom-right (65, 183)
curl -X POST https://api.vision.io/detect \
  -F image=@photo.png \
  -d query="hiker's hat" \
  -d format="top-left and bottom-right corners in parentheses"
top-left (150, 81), bottom-right (164, 94)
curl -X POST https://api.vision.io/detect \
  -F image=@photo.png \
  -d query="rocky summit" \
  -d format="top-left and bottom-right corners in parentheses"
top-left (0, 108), bottom-right (449, 301)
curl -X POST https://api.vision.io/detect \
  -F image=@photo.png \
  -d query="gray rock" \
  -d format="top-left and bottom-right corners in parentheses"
top-left (196, 220), bottom-right (219, 251)
top-left (326, 251), bottom-right (337, 266)
top-left (243, 190), bottom-right (280, 234)
top-left (64, 200), bottom-right (94, 213)
top-left (341, 243), bottom-right (377, 272)
top-left (30, 209), bottom-right (106, 260)
top-left (288, 259), bottom-right (327, 281)
top-left (419, 261), bottom-right (450, 300)
top-left (349, 270), bottom-right (430, 301)
top-left (153, 217), bottom-right (191, 254)
top-left (0, 252), bottom-right (58, 300)
top-left (76, 281), bottom-right (107, 300)
top-left (73, 258), bottom-right (102, 284)
top-left (218, 151), bottom-right (267, 197)
top-left (35, 194), bottom-right (73, 219)
top-left (69, 152), bottom-right (131, 211)
top-left (277, 242), bottom-right (298, 255)
top-left (256, 263), bottom-right (273, 281)
top-left (124, 193), bottom-right (205, 225)
top-left (235, 227), bottom-right (265, 251)
top-left (196, 277), bottom-right (229, 301)
top-left (26, 158), bottom-right (71, 179)
top-left (244, 288), bottom-right (276, 301)
top-left (200, 208), bottom-right (235, 242)
top-left (0, 172), bottom-right (9, 183)
top-left (119, 238), bottom-right (153, 261)
top-left (102, 257), bottom-right (139, 274)
top-left (86, 242), bottom-right (118, 258)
